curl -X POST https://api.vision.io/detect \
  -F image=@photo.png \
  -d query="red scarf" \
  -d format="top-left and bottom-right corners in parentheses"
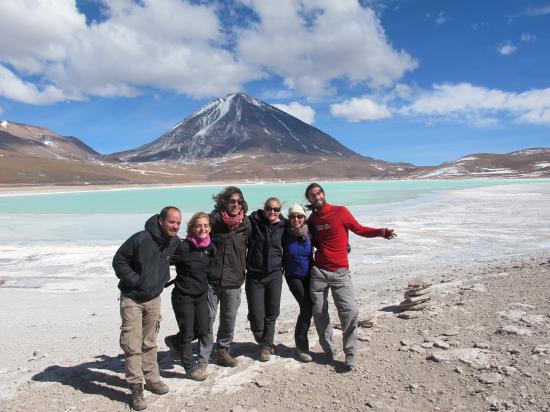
top-left (222, 210), bottom-right (244, 230)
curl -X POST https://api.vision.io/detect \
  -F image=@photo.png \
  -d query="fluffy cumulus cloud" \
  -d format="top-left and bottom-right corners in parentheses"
top-left (0, 0), bottom-right (416, 105)
top-left (400, 83), bottom-right (550, 126)
top-left (236, 0), bottom-right (417, 97)
top-left (0, 0), bottom-right (261, 103)
top-left (272, 102), bottom-right (316, 124)
top-left (330, 97), bottom-right (391, 122)
top-left (498, 42), bottom-right (517, 56)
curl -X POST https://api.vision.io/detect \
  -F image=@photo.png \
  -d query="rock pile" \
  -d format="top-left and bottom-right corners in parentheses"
top-left (397, 280), bottom-right (433, 319)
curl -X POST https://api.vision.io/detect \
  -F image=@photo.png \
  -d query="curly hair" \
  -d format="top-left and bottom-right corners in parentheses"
top-left (212, 186), bottom-right (248, 213)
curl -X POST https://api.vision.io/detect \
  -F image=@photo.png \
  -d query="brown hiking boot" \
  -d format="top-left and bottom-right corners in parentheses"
top-left (216, 347), bottom-right (239, 367)
top-left (129, 383), bottom-right (147, 411)
top-left (144, 380), bottom-right (169, 395)
top-left (186, 367), bottom-right (208, 381)
top-left (259, 346), bottom-right (271, 362)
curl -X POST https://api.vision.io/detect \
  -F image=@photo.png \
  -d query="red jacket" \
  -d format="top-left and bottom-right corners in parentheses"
top-left (307, 203), bottom-right (383, 271)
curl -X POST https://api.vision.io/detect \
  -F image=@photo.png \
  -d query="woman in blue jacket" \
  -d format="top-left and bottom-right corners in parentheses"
top-left (282, 203), bottom-right (314, 362)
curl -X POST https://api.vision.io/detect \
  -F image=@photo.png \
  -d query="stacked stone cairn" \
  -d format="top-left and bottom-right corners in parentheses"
top-left (397, 280), bottom-right (433, 319)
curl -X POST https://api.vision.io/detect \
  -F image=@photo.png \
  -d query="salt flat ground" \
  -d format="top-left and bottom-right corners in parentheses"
top-left (0, 182), bottom-right (549, 411)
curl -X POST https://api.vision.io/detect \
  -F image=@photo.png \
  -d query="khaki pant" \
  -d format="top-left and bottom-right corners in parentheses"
top-left (310, 266), bottom-right (358, 356)
top-left (119, 294), bottom-right (162, 385)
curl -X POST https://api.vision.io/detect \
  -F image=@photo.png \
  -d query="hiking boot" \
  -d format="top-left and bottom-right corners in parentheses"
top-left (259, 346), bottom-right (271, 362)
top-left (197, 359), bottom-right (208, 373)
top-left (144, 380), bottom-right (169, 395)
top-left (344, 354), bottom-right (356, 370)
top-left (164, 335), bottom-right (181, 361)
top-left (296, 348), bottom-right (312, 363)
top-left (186, 367), bottom-right (208, 381)
top-left (216, 347), bottom-right (239, 367)
top-left (129, 383), bottom-right (147, 411)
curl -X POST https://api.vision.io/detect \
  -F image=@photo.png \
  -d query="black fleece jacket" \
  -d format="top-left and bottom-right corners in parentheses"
top-left (113, 214), bottom-right (180, 302)
top-left (247, 210), bottom-right (287, 276)
top-left (171, 238), bottom-right (214, 296)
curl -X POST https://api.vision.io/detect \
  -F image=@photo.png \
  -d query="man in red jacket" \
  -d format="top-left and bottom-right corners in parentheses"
top-left (305, 183), bottom-right (396, 370)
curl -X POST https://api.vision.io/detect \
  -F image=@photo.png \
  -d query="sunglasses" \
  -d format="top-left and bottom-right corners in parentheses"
top-left (290, 214), bottom-right (305, 220)
top-left (265, 206), bottom-right (281, 212)
top-left (228, 199), bottom-right (243, 205)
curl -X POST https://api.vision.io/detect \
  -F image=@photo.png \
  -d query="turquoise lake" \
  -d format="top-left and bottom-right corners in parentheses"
top-left (0, 179), bottom-right (548, 214)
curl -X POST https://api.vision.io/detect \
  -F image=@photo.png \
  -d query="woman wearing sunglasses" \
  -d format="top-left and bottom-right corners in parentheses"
top-left (282, 204), bottom-right (314, 362)
top-left (246, 197), bottom-right (287, 361)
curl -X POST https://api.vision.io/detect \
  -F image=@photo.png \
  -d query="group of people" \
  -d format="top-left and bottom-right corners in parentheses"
top-left (113, 183), bottom-right (396, 410)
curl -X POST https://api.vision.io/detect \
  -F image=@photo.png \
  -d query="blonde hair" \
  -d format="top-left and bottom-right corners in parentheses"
top-left (187, 212), bottom-right (210, 233)
top-left (263, 197), bottom-right (281, 209)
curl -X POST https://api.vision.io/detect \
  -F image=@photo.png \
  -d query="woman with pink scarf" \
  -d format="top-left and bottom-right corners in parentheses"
top-left (165, 212), bottom-right (214, 381)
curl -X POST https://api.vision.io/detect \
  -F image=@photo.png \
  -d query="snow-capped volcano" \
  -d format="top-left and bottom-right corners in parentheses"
top-left (115, 93), bottom-right (358, 162)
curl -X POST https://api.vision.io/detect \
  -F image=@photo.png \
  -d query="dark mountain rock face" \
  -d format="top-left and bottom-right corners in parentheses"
top-left (115, 93), bottom-right (359, 162)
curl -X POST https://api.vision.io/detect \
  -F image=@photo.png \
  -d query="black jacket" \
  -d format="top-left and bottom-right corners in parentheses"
top-left (171, 238), bottom-right (214, 296)
top-left (113, 214), bottom-right (180, 302)
top-left (208, 211), bottom-right (251, 287)
top-left (247, 210), bottom-right (286, 276)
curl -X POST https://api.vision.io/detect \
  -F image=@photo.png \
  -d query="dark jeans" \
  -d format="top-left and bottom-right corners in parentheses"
top-left (245, 271), bottom-right (283, 349)
top-left (171, 288), bottom-right (208, 371)
top-left (285, 276), bottom-right (313, 351)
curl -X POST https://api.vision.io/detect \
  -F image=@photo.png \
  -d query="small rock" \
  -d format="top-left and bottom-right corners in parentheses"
top-left (497, 325), bottom-right (533, 336)
top-left (420, 342), bottom-right (434, 349)
top-left (427, 353), bottom-right (450, 363)
top-left (454, 366), bottom-right (463, 374)
top-left (409, 345), bottom-right (426, 354)
top-left (478, 373), bottom-right (502, 384)
top-left (532, 343), bottom-right (550, 355)
top-left (433, 340), bottom-right (450, 350)
top-left (441, 328), bottom-right (460, 336)
top-left (400, 338), bottom-right (417, 347)
top-left (255, 379), bottom-right (270, 388)
top-left (474, 342), bottom-right (491, 349)
top-left (397, 311), bottom-right (420, 319)
top-left (500, 366), bottom-right (517, 376)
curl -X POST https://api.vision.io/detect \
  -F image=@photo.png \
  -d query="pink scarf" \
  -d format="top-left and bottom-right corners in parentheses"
top-left (222, 210), bottom-right (244, 230)
top-left (186, 234), bottom-right (211, 249)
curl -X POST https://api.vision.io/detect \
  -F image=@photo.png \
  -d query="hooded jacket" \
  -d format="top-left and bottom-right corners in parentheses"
top-left (247, 210), bottom-right (287, 276)
top-left (113, 214), bottom-right (180, 302)
top-left (208, 210), bottom-right (251, 287)
top-left (171, 238), bottom-right (214, 296)
top-left (282, 227), bottom-right (313, 278)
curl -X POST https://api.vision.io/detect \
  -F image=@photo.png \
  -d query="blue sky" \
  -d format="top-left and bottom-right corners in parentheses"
top-left (0, 0), bottom-right (549, 165)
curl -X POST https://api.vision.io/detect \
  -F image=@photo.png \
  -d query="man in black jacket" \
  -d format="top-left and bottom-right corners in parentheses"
top-left (113, 206), bottom-right (182, 411)
top-left (199, 187), bottom-right (251, 368)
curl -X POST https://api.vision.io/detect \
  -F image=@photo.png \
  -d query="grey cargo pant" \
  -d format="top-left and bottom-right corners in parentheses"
top-left (310, 266), bottom-right (358, 356)
top-left (119, 294), bottom-right (162, 385)
top-left (199, 283), bottom-right (242, 363)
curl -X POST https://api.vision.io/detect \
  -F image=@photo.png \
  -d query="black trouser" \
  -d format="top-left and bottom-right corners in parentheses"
top-left (285, 275), bottom-right (313, 351)
top-left (171, 288), bottom-right (208, 371)
top-left (245, 271), bottom-right (283, 349)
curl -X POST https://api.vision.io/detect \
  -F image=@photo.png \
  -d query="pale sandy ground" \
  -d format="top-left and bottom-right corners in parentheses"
top-left (0, 183), bottom-right (549, 411)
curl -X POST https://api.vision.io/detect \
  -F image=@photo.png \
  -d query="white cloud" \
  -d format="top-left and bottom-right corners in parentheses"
top-left (273, 102), bottom-right (316, 124)
top-left (0, 64), bottom-right (84, 104)
top-left (498, 42), bottom-right (517, 55)
top-left (0, 0), bottom-right (417, 104)
top-left (435, 12), bottom-right (447, 25)
top-left (237, 0), bottom-right (417, 97)
top-left (525, 5), bottom-right (550, 16)
top-left (400, 83), bottom-right (550, 126)
top-left (521, 32), bottom-right (537, 42)
top-left (330, 97), bottom-right (391, 122)
top-left (0, 0), bottom-right (85, 74)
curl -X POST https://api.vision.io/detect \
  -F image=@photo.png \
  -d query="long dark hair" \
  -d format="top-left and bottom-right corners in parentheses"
top-left (212, 186), bottom-right (248, 213)
top-left (304, 183), bottom-right (324, 211)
